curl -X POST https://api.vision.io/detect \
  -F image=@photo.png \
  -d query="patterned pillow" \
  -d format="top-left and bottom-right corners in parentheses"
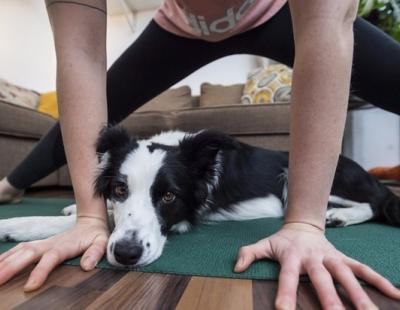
top-left (0, 79), bottom-right (40, 109)
top-left (241, 64), bottom-right (292, 105)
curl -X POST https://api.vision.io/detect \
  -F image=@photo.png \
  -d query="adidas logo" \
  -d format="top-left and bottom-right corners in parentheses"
top-left (186, 0), bottom-right (256, 35)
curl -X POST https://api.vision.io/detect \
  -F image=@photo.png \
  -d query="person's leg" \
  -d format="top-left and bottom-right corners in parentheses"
top-left (2, 21), bottom-right (232, 196)
top-left (105, 21), bottom-right (234, 123)
top-left (0, 123), bottom-right (64, 203)
top-left (234, 3), bottom-right (400, 115)
top-left (5, 123), bottom-right (65, 190)
top-left (351, 18), bottom-right (400, 114)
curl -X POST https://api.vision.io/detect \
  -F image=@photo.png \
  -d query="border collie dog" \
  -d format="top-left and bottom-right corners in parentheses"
top-left (1, 126), bottom-right (399, 267)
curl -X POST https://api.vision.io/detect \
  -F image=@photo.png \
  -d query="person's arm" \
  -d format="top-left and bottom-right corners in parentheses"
top-left (48, 0), bottom-right (108, 220)
top-left (235, 1), bottom-right (400, 309)
top-left (0, 0), bottom-right (109, 291)
top-left (283, 0), bottom-right (355, 229)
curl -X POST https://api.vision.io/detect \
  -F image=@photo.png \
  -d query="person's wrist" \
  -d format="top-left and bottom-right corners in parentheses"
top-left (74, 194), bottom-right (108, 221)
top-left (76, 213), bottom-right (108, 229)
top-left (283, 221), bottom-right (325, 234)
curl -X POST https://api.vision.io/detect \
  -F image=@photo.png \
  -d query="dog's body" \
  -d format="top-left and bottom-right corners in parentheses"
top-left (1, 127), bottom-right (399, 267)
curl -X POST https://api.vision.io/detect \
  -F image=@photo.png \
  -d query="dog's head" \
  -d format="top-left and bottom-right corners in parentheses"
top-left (94, 126), bottom-right (239, 267)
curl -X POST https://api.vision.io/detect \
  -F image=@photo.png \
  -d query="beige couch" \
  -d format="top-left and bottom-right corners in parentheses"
top-left (0, 83), bottom-right (291, 188)
top-left (0, 81), bottom-right (370, 189)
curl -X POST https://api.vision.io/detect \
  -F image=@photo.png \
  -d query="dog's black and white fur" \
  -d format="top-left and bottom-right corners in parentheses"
top-left (1, 127), bottom-right (400, 267)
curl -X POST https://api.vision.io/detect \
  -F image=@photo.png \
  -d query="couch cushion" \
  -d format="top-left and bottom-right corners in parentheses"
top-left (0, 79), bottom-right (40, 109)
top-left (173, 103), bottom-right (290, 135)
top-left (121, 111), bottom-right (175, 138)
top-left (0, 99), bottom-right (56, 139)
top-left (136, 86), bottom-right (195, 112)
top-left (236, 134), bottom-right (290, 151)
top-left (199, 83), bottom-right (244, 107)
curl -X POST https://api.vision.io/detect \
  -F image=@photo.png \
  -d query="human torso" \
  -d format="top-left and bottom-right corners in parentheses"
top-left (154, 0), bottom-right (288, 41)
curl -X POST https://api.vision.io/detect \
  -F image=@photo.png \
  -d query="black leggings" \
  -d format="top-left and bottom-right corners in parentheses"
top-left (8, 4), bottom-right (400, 189)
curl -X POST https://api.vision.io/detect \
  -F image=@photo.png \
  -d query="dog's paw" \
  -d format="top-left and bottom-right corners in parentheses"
top-left (326, 203), bottom-right (373, 227)
top-left (0, 219), bottom-right (22, 242)
top-left (325, 208), bottom-right (347, 227)
top-left (61, 204), bottom-right (77, 216)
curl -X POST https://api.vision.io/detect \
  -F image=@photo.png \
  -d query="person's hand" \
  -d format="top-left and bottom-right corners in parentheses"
top-left (0, 216), bottom-right (109, 291)
top-left (234, 222), bottom-right (400, 310)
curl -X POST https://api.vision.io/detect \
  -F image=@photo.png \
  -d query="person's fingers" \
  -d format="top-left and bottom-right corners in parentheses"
top-left (234, 239), bottom-right (271, 272)
top-left (324, 257), bottom-right (378, 310)
top-left (345, 257), bottom-right (400, 300)
top-left (275, 257), bottom-right (301, 310)
top-left (80, 235), bottom-right (107, 271)
top-left (234, 245), bottom-right (256, 273)
top-left (0, 248), bottom-right (39, 286)
top-left (305, 261), bottom-right (344, 310)
top-left (0, 222), bottom-right (108, 289)
top-left (0, 243), bottom-right (24, 263)
top-left (23, 249), bottom-right (63, 292)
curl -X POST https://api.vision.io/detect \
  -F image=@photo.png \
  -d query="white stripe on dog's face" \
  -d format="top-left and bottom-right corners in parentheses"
top-left (107, 141), bottom-right (167, 267)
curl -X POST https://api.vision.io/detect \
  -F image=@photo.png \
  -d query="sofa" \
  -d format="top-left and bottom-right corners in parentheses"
top-left (1, 82), bottom-right (367, 189)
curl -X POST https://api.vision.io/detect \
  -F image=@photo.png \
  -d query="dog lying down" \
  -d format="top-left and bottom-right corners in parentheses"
top-left (1, 126), bottom-right (399, 267)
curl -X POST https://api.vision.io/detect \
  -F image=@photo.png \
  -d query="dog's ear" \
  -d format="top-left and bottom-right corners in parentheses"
top-left (96, 125), bottom-right (131, 160)
top-left (178, 129), bottom-right (240, 178)
top-left (94, 125), bottom-right (136, 198)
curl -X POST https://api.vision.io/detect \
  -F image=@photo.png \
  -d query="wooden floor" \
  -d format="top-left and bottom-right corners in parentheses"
top-left (0, 188), bottom-right (400, 309)
top-left (1, 266), bottom-right (399, 310)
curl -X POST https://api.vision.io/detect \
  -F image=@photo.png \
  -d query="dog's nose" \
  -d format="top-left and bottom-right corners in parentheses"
top-left (114, 240), bottom-right (143, 265)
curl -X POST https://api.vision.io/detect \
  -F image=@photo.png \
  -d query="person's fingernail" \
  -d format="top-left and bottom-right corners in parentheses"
top-left (24, 279), bottom-right (37, 291)
top-left (276, 299), bottom-right (291, 310)
top-left (234, 258), bottom-right (243, 272)
top-left (360, 302), bottom-right (377, 310)
top-left (82, 257), bottom-right (95, 270)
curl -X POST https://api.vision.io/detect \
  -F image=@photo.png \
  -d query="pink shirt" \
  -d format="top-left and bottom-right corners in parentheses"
top-left (154, 0), bottom-right (288, 42)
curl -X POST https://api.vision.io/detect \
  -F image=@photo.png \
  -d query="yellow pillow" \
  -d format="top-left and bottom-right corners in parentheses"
top-left (37, 91), bottom-right (59, 119)
top-left (241, 64), bottom-right (292, 105)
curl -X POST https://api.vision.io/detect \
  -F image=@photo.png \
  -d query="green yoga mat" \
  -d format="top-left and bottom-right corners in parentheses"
top-left (1, 198), bottom-right (400, 285)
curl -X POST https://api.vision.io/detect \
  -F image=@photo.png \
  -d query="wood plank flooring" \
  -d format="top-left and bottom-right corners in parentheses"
top-left (0, 188), bottom-right (399, 309)
top-left (2, 266), bottom-right (400, 310)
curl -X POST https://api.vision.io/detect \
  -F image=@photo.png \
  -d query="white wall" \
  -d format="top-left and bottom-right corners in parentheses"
top-left (0, 1), bottom-right (56, 92)
top-left (343, 108), bottom-right (400, 170)
top-left (0, 0), bottom-right (257, 94)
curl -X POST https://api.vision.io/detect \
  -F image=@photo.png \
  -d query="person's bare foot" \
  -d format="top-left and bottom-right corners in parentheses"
top-left (0, 178), bottom-right (24, 204)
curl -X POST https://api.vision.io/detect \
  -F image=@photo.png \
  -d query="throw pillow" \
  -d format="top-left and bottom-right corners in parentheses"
top-left (0, 79), bottom-right (40, 109)
top-left (38, 91), bottom-right (59, 119)
top-left (241, 64), bottom-right (292, 105)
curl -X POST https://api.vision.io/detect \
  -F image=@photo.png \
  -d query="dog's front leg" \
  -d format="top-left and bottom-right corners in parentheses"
top-left (0, 215), bottom-right (76, 242)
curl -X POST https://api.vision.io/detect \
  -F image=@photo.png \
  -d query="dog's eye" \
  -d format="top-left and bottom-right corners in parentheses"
top-left (162, 192), bottom-right (175, 204)
top-left (113, 183), bottom-right (128, 198)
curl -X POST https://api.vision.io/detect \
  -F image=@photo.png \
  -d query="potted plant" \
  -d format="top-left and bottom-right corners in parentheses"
top-left (358, 0), bottom-right (400, 41)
